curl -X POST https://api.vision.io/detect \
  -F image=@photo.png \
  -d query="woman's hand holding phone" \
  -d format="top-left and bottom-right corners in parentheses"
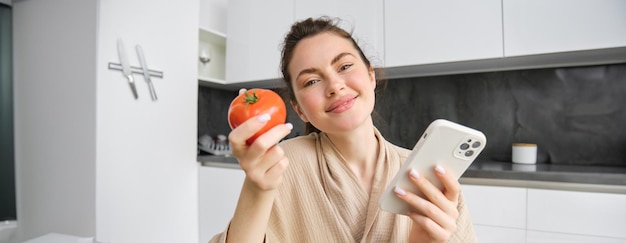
top-left (378, 119), bottom-right (486, 242)
top-left (395, 165), bottom-right (461, 243)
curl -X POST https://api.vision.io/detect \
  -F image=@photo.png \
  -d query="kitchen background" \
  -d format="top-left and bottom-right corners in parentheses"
top-left (199, 62), bottom-right (626, 167)
top-left (3, 0), bottom-right (625, 242)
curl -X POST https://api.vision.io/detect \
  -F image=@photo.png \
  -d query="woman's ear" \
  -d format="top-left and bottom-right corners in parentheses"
top-left (291, 100), bottom-right (309, 123)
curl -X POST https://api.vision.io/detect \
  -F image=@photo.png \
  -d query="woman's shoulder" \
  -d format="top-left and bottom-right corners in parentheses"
top-left (278, 133), bottom-right (319, 168)
top-left (279, 133), bottom-right (318, 151)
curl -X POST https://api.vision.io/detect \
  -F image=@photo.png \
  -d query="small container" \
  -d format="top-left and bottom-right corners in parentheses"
top-left (512, 143), bottom-right (537, 164)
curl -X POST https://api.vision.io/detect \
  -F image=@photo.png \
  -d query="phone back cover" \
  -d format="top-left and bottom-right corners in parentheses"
top-left (379, 119), bottom-right (486, 215)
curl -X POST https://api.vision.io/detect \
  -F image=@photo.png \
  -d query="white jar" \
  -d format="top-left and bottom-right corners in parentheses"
top-left (512, 143), bottom-right (537, 164)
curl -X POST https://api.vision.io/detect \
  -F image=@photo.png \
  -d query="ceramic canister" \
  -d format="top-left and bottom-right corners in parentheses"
top-left (512, 143), bottom-right (537, 164)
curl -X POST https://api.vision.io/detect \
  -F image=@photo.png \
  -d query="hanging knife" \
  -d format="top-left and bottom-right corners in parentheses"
top-left (117, 39), bottom-right (139, 99)
top-left (135, 45), bottom-right (158, 101)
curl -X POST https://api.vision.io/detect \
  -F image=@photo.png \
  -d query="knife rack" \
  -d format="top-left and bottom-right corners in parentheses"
top-left (108, 62), bottom-right (164, 78)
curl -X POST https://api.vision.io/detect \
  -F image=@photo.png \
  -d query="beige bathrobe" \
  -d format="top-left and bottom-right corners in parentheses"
top-left (210, 129), bottom-right (477, 243)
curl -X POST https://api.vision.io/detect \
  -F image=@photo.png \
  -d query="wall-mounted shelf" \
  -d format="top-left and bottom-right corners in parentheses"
top-left (198, 27), bottom-right (226, 85)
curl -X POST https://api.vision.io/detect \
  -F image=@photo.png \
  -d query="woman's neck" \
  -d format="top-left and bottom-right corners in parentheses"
top-left (327, 121), bottom-right (378, 161)
top-left (325, 120), bottom-right (379, 193)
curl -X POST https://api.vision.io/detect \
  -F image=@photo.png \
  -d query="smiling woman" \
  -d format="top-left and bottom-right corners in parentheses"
top-left (209, 17), bottom-right (477, 243)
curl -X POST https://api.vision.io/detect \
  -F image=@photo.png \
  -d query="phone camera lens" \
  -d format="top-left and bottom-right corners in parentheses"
top-left (465, 150), bottom-right (474, 157)
top-left (472, 141), bottom-right (481, 148)
top-left (460, 143), bottom-right (470, 150)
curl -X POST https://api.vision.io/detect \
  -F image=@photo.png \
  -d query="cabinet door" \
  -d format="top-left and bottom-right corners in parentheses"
top-left (461, 185), bottom-right (527, 229)
top-left (384, 0), bottom-right (503, 67)
top-left (474, 225), bottom-right (526, 243)
top-left (199, 166), bottom-right (245, 243)
top-left (294, 0), bottom-right (384, 67)
top-left (226, 0), bottom-right (294, 83)
top-left (527, 189), bottom-right (626, 239)
top-left (503, 0), bottom-right (626, 57)
top-left (527, 230), bottom-right (626, 243)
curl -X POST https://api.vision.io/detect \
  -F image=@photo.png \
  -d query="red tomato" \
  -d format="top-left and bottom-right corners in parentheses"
top-left (228, 88), bottom-right (287, 145)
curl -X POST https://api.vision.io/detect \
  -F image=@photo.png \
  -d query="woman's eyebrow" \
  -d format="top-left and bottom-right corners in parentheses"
top-left (295, 52), bottom-right (355, 80)
top-left (331, 52), bottom-right (354, 65)
top-left (295, 67), bottom-right (318, 81)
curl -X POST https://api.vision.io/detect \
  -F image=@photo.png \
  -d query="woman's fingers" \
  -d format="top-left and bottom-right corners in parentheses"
top-left (412, 167), bottom-right (459, 217)
top-left (244, 143), bottom-right (290, 191)
top-left (394, 166), bottom-right (461, 231)
top-left (246, 122), bottom-right (293, 158)
top-left (227, 112), bottom-right (292, 191)
top-left (434, 165), bottom-right (461, 203)
top-left (229, 114), bottom-right (268, 156)
top-left (410, 213), bottom-right (455, 242)
top-left (408, 166), bottom-right (459, 215)
top-left (395, 185), bottom-right (457, 230)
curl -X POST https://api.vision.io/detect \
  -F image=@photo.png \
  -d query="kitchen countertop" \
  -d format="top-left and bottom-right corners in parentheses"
top-left (198, 155), bottom-right (626, 194)
top-left (460, 160), bottom-right (626, 194)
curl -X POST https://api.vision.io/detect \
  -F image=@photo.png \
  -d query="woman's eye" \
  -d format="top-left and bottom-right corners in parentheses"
top-left (339, 64), bottom-right (353, 72)
top-left (304, 79), bottom-right (319, 87)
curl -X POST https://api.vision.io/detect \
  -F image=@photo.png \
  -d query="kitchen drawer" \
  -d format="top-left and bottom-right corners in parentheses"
top-left (474, 225), bottom-right (525, 243)
top-left (527, 230), bottom-right (626, 243)
top-left (461, 185), bottom-right (526, 229)
top-left (527, 189), bottom-right (626, 239)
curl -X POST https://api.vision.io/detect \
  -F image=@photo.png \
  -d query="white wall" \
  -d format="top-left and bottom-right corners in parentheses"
top-left (95, 1), bottom-right (199, 242)
top-left (14, 0), bottom-right (200, 242)
top-left (13, 0), bottom-right (98, 239)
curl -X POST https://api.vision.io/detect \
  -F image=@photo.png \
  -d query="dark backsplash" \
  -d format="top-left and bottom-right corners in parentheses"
top-left (198, 63), bottom-right (626, 166)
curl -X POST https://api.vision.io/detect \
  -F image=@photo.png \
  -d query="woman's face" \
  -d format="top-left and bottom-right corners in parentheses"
top-left (288, 32), bottom-right (376, 134)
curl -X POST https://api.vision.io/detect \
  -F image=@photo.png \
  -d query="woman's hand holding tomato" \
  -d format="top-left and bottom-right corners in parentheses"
top-left (228, 88), bottom-right (287, 145)
top-left (228, 88), bottom-right (293, 191)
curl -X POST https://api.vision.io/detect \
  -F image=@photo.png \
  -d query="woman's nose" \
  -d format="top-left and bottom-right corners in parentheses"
top-left (325, 74), bottom-right (345, 97)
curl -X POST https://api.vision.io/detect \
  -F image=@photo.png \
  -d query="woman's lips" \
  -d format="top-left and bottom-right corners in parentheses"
top-left (326, 95), bottom-right (358, 113)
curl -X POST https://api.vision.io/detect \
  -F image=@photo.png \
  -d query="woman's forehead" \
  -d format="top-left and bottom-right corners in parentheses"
top-left (290, 33), bottom-right (356, 69)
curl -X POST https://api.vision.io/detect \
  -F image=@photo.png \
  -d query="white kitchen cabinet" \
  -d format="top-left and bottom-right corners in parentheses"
top-left (226, 0), bottom-right (383, 86)
top-left (503, 0), bottom-right (626, 57)
top-left (526, 230), bottom-right (626, 243)
top-left (384, 0), bottom-right (503, 68)
top-left (226, 0), bottom-right (294, 85)
top-left (294, 0), bottom-right (384, 67)
top-left (198, 0), bottom-right (228, 87)
top-left (198, 28), bottom-right (227, 85)
top-left (462, 184), bottom-right (626, 242)
top-left (527, 188), bottom-right (626, 240)
top-left (200, 0), bottom-right (228, 35)
top-left (461, 185), bottom-right (527, 243)
top-left (14, 1), bottom-right (198, 242)
top-left (474, 225), bottom-right (526, 243)
top-left (461, 185), bottom-right (527, 229)
top-left (198, 166), bottom-right (245, 243)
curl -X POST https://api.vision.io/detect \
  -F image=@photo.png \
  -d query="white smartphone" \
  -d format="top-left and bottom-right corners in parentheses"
top-left (379, 119), bottom-right (486, 215)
